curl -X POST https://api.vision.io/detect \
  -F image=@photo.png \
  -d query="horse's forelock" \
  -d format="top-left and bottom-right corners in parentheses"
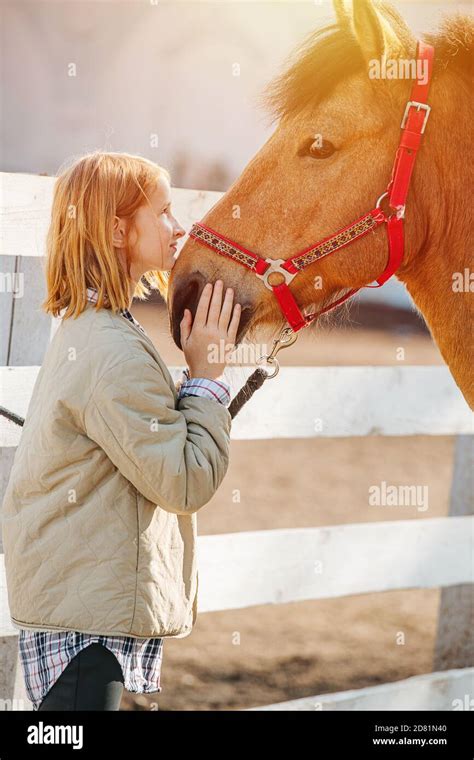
top-left (260, 25), bottom-right (364, 123)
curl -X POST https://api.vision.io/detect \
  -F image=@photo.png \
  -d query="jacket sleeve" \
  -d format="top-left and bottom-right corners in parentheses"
top-left (83, 354), bottom-right (232, 515)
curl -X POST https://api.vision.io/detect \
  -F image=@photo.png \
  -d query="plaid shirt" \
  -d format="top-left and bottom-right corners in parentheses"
top-left (18, 287), bottom-right (231, 709)
top-left (19, 631), bottom-right (164, 710)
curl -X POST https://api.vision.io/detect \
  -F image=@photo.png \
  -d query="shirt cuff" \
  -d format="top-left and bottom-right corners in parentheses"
top-left (177, 368), bottom-right (231, 406)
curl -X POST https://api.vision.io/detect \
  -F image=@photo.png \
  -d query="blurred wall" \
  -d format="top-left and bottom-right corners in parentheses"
top-left (1, 0), bottom-right (471, 189)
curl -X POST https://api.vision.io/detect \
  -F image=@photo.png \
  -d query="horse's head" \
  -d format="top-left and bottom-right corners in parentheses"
top-left (168, 0), bottom-right (423, 349)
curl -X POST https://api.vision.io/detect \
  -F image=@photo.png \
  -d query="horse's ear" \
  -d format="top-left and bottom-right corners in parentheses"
top-left (334, 0), bottom-right (411, 62)
top-left (333, 0), bottom-right (353, 30)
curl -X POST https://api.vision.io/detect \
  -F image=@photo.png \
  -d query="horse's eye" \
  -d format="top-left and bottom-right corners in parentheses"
top-left (298, 137), bottom-right (336, 159)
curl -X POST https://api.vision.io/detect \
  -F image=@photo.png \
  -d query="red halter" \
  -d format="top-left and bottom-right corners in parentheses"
top-left (189, 41), bottom-right (434, 333)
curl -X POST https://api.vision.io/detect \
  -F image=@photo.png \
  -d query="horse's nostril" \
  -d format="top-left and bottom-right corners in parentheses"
top-left (175, 275), bottom-right (204, 316)
top-left (170, 273), bottom-right (207, 349)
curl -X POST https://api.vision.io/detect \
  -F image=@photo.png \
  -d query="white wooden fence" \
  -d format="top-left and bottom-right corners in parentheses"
top-left (0, 172), bottom-right (473, 711)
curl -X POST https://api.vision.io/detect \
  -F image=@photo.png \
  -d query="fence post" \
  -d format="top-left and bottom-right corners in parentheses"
top-left (434, 434), bottom-right (474, 671)
top-left (1, 468), bottom-right (33, 712)
top-left (0, 254), bottom-right (49, 710)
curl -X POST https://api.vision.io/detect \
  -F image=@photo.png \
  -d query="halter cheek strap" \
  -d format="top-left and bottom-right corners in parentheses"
top-left (367, 40), bottom-right (435, 290)
top-left (189, 40), bottom-right (435, 333)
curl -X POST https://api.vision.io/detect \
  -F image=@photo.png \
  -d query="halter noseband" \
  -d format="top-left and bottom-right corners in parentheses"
top-left (189, 40), bottom-right (434, 333)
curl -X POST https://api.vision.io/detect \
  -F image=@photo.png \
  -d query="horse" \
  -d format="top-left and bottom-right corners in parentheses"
top-left (168, 0), bottom-right (474, 409)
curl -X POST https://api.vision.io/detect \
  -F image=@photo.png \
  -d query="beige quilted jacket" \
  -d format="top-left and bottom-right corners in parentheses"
top-left (1, 302), bottom-right (232, 638)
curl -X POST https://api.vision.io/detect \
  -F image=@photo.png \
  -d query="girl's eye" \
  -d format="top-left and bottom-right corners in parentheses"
top-left (297, 137), bottom-right (336, 159)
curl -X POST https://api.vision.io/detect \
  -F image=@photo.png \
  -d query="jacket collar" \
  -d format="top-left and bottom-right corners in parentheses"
top-left (86, 287), bottom-right (147, 335)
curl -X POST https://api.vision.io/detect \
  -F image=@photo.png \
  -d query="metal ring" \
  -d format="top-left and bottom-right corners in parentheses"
top-left (255, 355), bottom-right (280, 379)
top-left (255, 259), bottom-right (297, 292)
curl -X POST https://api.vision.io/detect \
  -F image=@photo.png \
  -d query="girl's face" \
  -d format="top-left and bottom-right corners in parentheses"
top-left (114, 175), bottom-right (185, 280)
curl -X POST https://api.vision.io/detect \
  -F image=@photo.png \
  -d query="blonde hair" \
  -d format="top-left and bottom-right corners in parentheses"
top-left (42, 151), bottom-right (171, 319)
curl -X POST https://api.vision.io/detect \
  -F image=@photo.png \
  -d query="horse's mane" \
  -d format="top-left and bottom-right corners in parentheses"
top-left (424, 13), bottom-right (474, 81)
top-left (261, 8), bottom-right (474, 124)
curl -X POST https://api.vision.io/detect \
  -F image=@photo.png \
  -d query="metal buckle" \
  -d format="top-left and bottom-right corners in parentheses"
top-left (255, 326), bottom-right (298, 379)
top-left (400, 101), bottom-right (431, 134)
top-left (255, 259), bottom-right (297, 291)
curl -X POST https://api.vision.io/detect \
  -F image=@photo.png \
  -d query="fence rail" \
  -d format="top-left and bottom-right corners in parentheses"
top-left (1, 365), bottom-right (472, 446)
top-left (1, 515), bottom-right (472, 637)
top-left (246, 668), bottom-right (474, 711)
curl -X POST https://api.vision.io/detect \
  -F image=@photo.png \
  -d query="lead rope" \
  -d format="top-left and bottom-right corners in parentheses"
top-left (0, 327), bottom-right (298, 427)
top-left (228, 367), bottom-right (269, 419)
top-left (0, 405), bottom-right (25, 426)
top-left (228, 326), bottom-right (298, 419)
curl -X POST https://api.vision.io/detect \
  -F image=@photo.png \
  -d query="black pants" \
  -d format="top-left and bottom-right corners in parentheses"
top-left (38, 643), bottom-right (124, 711)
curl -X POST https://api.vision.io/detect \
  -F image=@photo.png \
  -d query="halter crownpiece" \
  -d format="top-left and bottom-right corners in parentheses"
top-left (189, 40), bottom-right (434, 333)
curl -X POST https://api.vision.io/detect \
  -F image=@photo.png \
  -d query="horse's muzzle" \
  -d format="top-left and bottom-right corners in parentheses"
top-left (168, 270), bottom-right (254, 351)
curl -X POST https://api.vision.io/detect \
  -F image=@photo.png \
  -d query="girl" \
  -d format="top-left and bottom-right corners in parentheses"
top-left (1, 151), bottom-right (241, 711)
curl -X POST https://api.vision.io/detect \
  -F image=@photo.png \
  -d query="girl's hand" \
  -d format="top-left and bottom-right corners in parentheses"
top-left (180, 280), bottom-right (242, 381)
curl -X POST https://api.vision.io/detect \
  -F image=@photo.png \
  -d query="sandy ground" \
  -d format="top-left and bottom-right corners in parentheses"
top-left (120, 298), bottom-right (451, 711)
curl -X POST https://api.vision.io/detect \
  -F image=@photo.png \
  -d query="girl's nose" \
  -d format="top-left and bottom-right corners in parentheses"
top-left (174, 220), bottom-right (186, 239)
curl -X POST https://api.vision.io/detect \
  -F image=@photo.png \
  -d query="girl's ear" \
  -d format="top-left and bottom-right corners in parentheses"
top-left (112, 216), bottom-right (128, 249)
